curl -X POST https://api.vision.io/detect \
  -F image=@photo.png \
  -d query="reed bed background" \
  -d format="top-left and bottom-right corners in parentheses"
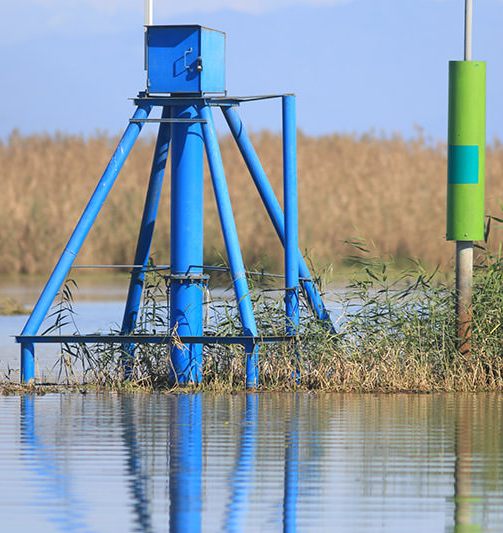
top-left (1, 129), bottom-right (502, 275)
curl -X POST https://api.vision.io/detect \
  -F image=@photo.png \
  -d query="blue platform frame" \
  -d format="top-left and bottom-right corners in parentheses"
top-left (16, 93), bottom-right (335, 389)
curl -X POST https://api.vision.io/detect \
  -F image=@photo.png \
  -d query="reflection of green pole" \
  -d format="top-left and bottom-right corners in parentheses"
top-left (454, 396), bottom-right (482, 533)
top-left (447, 0), bottom-right (486, 355)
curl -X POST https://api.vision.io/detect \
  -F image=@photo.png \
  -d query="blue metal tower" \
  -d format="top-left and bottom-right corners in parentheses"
top-left (16, 22), bottom-right (334, 388)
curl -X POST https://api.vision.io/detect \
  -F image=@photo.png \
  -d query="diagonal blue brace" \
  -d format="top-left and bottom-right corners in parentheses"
top-left (222, 106), bottom-right (335, 333)
top-left (20, 104), bottom-right (152, 382)
top-left (200, 105), bottom-right (260, 389)
top-left (121, 106), bottom-right (171, 373)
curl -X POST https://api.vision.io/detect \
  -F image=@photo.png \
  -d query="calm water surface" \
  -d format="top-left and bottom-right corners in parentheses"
top-left (1, 392), bottom-right (502, 532)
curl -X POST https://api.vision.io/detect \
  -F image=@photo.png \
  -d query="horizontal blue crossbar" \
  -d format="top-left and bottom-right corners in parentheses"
top-left (133, 94), bottom-right (293, 108)
top-left (16, 334), bottom-right (297, 345)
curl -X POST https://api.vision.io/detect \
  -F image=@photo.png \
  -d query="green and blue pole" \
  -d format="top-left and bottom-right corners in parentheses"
top-left (20, 104), bottom-right (152, 383)
top-left (447, 0), bottom-right (485, 355)
top-left (222, 107), bottom-right (334, 333)
top-left (121, 106), bottom-right (171, 373)
top-left (200, 105), bottom-right (259, 388)
top-left (170, 105), bottom-right (204, 384)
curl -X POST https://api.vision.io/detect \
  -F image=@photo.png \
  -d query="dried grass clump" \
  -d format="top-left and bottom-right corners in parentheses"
top-left (32, 242), bottom-right (502, 393)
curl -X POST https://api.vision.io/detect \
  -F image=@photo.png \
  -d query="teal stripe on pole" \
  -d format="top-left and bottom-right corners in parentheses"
top-left (448, 145), bottom-right (479, 184)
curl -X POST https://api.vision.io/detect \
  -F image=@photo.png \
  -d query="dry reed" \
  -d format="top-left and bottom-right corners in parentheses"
top-left (0, 130), bottom-right (502, 275)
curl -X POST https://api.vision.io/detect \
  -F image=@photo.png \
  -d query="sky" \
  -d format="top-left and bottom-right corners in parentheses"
top-left (0, 0), bottom-right (502, 140)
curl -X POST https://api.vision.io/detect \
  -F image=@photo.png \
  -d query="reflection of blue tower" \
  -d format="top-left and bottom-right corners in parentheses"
top-left (224, 394), bottom-right (259, 532)
top-left (283, 395), bottom-right (300, 533)
top-left (121, 396), bottom-right (153, 533)
top-left (169, 394), bottom-right (203, 533)
top-left (20, 396), bottom-right (93, 532)
top-left (17, 16), bottom-right (334, 388)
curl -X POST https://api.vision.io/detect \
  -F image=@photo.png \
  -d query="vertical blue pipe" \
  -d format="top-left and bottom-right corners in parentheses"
top-left (199, 105), bottom-right (259, 388)
top-left (20, 343), bottom-right (34, 384)
top-left (20, 104), bottom-right (152, 382)
top-left (170, 106), bottom-right (204, 384)
top-left (222, 107), bottom-right (334, 332)
top-left (224, 394), bottom-right (259, 532)
top-left (169, 394), bottom-right (202, 533)
top-left (282, 96), bottom-right (300, 336)
top-left (121, 107), bottom-right (171, 370)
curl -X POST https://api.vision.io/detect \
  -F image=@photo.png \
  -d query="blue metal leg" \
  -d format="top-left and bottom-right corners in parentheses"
top-left (282, 95), bottom-right (300, 382)
top-left (169, 394), bottom-right (202, 533)
top-left (200, 105), bottom-right (259, 389)
top-left (20, 104), bottom-right (152, 383)
top-left (21, 342), bottom-right (35, 384)
top-left (170, 106), bottom-right (204, 385)
top-left (121, 106), bottom-right (171, 373)
top-left (283, 96), bottom-right (300, 383)
top-left (222, 107), bottom-right (335, 332)
top-left (282, 96), bottom-right (300, 335)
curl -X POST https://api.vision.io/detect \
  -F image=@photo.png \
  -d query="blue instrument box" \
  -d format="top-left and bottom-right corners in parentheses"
top-left (145, 25), bottom-right (226, 95)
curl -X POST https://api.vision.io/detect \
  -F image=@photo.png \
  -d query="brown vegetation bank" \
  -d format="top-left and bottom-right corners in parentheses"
top-left (1, 130), bottom-right (502, 275)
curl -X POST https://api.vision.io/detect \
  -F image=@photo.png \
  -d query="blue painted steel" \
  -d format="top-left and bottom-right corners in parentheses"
top-left (16, 334), bottom-right (295, 345)
top-left (121, 106), bottom-right (171, 370)
top-left (169, 394), bottom-right (202, 533)
top-left (170, 105), bottom-right (204, 384)
top-left (282, 96), bottom-right (300, 336)
top-left (20, 104), bottom-right (151, 382)
top-left (20, 343), bottom-right (34, 383)
top-left (448, 145), bottom-right (479, 184)
top-left (225, 394), bottom-right (258, 532)
top-left (222, 107), bottom-right (334, 332)
top-left (283, 396), bottom-right (299, 533)
top-left (200, 28), bottom-right (226, 94)
top-left (200, 105), bottom-right (260, 388)
top-left (146, 26), bottom-right (225, 95)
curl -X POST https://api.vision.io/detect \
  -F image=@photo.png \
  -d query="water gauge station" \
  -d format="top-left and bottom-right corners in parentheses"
top-left (16, 1), bottom-right (334, 388)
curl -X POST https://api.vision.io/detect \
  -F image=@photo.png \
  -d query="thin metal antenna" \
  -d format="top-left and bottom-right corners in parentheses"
top-left (464, 0), bottom-right (472, 60)
top-left (145, 0), bottom-right (153, 26)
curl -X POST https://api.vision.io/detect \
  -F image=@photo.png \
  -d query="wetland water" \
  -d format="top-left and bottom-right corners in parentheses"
top-left (2, 281), bottom-right (503, 531)
top-left (1, 392), bottom-right (502, 532)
